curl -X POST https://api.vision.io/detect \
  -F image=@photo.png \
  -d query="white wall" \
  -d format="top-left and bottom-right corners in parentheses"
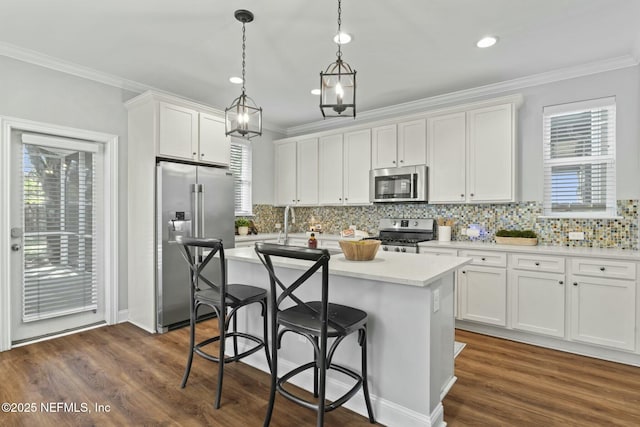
top-left (0, 56), bottom-right (135, 310)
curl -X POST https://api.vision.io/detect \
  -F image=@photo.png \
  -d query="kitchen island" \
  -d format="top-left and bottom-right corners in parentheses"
top-left (225, 246), bottom-right (471, 427)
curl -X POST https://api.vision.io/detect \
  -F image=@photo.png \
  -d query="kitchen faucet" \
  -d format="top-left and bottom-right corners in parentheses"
top-left (283, 205), bottom-right (295, 245)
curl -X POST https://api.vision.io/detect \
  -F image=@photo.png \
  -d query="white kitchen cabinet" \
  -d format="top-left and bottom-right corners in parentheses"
top-left (274, 141), bottom-right (297, 206)
top-left (199, 113), bottom-right (230, 165)
top-left (158, 101), bottom-right (230, 166)
top-left (467, 103), bottom-right (514, 202)
top-left (458, 265), bottom-right (507, 326)
top-left (510, 270), bottom-right (565, 338)
top-left (427, 102), bottom-right (515, 203)
top-left (569, 258), bottom-right (636, 351)
top-left (318, 130), bottom-right (371, 205)
top-left (427, 112), bottom-right (466, 203)
top-left (372, 120), bottom-right (426, 169)
top-left (458, 249), bottom-right (507, 326)
top-left (274, 139), bottom-right (319, 206)
top-left (343, 129), bottom-right (371, 204)
top-left (318, 134), bottom-right (344, 204)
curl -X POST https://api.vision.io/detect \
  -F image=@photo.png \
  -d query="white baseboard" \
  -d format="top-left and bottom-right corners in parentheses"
top-left (117, 309), bottom-right (129, 323)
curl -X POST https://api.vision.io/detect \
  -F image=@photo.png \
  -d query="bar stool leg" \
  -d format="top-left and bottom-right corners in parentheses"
top-left (313, 336), bottom-right (320, 398)
top-left (181, 302), bottom-right (197, 388)
top-left (263, 325), bottom-right (278, 427)
top-left (214, 308), bottom-right (226, 409)
top-left (232, 314), bottom-right (239, 360)
top-left (360, 326), bottom-right (375, 423)
top-left (261, 300), bottom-right (272, 370)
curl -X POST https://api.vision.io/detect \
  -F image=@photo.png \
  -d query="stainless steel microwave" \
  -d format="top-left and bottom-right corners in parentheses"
top-left (369, 165), bottom-right (428, 203)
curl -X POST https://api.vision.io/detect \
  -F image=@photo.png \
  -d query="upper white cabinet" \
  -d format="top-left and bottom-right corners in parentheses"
top-left (318, 130), bottom-right (371, 205)
top-left (157, 101), bottom-right (230, 166)
top-left (372, 119), bottom-right (426, 169)
top-left (274, 139), bottom-right (319, 206)
top-left (428, 102), bottom-right (516, 203)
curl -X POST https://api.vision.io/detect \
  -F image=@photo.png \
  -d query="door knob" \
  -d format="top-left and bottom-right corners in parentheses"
top-left (11, 244), bottom-right (21, 252)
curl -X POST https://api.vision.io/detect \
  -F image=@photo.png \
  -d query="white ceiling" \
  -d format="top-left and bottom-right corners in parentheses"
top-left (1, 0), bottom-right (639, 131)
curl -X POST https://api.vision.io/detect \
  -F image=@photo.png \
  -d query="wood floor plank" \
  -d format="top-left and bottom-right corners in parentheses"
top-left (2, 323), bottom-right (640, 426)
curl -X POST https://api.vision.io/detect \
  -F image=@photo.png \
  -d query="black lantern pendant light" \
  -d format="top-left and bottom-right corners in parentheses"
top-left (320, 0), bottom-right (356, 118)
top-left (225, 9), bottom-right (262, 139)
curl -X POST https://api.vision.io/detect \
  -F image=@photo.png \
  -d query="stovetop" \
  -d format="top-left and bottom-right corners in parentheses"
top-left (369, 218), bottom-right (436, 249)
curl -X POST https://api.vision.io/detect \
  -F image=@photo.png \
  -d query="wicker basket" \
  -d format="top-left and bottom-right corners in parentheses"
top-left (338, 240), bottom-right (381, 261)
top-left (495, 236), bottom-right (538, 246)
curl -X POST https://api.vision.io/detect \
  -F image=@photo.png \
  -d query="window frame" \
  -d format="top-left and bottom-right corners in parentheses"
top-left (541, 97), bottom-right (617, 219)
top-left (229, 138), bottom-right (253, 217)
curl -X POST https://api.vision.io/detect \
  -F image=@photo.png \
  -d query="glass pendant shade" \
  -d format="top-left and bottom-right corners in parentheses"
top-left (225, 92), bottom-right (262, 138)
top-left (320, 59), bottom-right (356, 118)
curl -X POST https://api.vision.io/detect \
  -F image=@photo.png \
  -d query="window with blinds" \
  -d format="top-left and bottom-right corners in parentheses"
top-left (229, 140), bottom-right (252, 216)
top-left (21, 135), bottom-right (98, 322)
top-left (542, 97), bottom-right (616, 217)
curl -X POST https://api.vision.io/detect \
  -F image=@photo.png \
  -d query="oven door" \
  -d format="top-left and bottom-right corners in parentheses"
top-left (369, 165), bottom-right (427, 202)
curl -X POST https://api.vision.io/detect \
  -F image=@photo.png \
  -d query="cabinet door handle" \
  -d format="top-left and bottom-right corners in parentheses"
top-left (339, 197), bottom-right (342, 201)
top-left (460, 194), bottom-right (464, 198)
top-left (400, 159), bottom-right (404, 163)
top-left (470, 193), bottom-right (475, 197)
top-left (193, 152), bottom-right (197, 156)
top-left (462, 270), bottom-right (466, 274)
top-left (201, 153), bottom-right (205, 157)
top-left (535, 262), bottom-right (540, 266)
top-left (600, 267), bottom-right (606, 271)
top-left (345, 197), bottom-right (348, 201)
top-left (559, 280), bottom-right (564, 285)
top-left (481, 257), bottom-right (486, 261)
top-left (573, 282), bottom-right (578, 286)
top-left (392, 160), bottom-right (396, 164)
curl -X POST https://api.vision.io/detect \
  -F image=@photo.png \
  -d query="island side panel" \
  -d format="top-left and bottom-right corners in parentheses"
top-left (227, 257), bottom-right (438, 425)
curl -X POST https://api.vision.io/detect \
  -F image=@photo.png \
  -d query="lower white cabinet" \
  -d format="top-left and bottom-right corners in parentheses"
top-left (458, 265), bottom-right (507, 326)
top-left (569, 275), bottom-right (636, 351)
top-left (510, 270), bottom-right (565, 338)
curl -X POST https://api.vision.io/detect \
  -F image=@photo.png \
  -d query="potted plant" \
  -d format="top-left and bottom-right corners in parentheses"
top-left (235, 218), bottom-right (251, 236)
top-left (495, 229), bottom-right (538, 246)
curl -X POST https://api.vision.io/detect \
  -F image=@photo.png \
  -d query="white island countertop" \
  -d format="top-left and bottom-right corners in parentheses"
top-left (225, 246), bottom-right (471, 287)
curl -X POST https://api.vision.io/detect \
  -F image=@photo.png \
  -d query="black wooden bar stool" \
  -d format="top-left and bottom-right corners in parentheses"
top-left (255, 242), bottom-right (375, 427)
top-left (176, 236), bottom-right (270, 409)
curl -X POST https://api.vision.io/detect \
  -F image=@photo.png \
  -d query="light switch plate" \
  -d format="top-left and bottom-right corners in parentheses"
top-left (569, 231), bottom-right (585, 240)
top-left (433, 289), bottom-right (440, 312)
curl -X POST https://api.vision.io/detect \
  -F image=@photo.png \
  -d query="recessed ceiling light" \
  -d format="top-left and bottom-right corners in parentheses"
top-left (476, 36), bottom-right (498, 48)
top-left (311, 89), bottom-right (321, 96)
top-left (229, 76), bottom-right (243, 84)
top-left (333, 32), bottom-right (352, 45)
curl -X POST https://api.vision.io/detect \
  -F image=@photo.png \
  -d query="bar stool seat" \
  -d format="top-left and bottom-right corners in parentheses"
top-left (176, 236), bottom-right (270, 409)
top-left (279, 301), bottom-right (368, 337)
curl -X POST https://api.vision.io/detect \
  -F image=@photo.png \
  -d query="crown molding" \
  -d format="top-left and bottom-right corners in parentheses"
top-left (0, 42), bottom-right (287, 134)
top-left (286, 54), bottom-right (640, 136)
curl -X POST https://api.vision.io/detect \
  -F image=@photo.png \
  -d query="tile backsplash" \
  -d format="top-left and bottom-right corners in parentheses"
top-left (251, 200), bottom-right (638, 250)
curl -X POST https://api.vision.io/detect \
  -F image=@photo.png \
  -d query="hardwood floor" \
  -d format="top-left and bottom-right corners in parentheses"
top-left (445, 329), bottom-right (640, 426)
top-left (1, 323), bottom-right (639, 426)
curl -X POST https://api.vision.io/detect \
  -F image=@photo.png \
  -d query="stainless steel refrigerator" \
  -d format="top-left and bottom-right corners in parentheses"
top-left (156, 161), bottom-right (235, 333)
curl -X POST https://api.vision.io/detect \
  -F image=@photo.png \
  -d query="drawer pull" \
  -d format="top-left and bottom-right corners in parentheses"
top-left (559, 280), bottom-right (564, 285)
top-left (535, 262), bottom-right (540, 266)
top-left (481, 257), bottom-right (486, 261)
top-left (600, 267), bottom-right (606, 271)
top-left (462, 271), bottom-right (466, 274)
top-left (573, 282), bottom-right (578, 286)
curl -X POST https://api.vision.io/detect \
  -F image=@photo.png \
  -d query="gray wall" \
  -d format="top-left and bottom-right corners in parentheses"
top-left (0, 56), bottom-right (135, 311)
top-left (515, 65), bottom-right (640, 201)
top-left (254, 64), bottom-right (640, 204)
top-left (251, 128), bottom-right (281, 205)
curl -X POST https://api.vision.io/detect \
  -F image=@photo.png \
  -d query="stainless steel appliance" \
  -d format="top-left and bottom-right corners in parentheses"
top-left (369, 165), bottom-right (428, 203)
top-left (156, 161), bottom-right (235, 333)
top-left (370, 218), bottom-right (436, 253)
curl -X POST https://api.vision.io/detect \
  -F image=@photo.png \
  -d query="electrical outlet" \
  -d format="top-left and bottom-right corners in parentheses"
top-left (467, 228), bottom-right (480, 238)
top-left (460, 228), bottom-right (467, 236)
top-left (569, 231), bottom-right (585, 240)
top-left (275, 223), bottom-right (281, 229)
top-left (433, 289), bottom-right (440, 312)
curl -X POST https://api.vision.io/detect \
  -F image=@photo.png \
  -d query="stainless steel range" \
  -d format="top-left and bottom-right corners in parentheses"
top-left (372, 218), bottom-right (436, 253)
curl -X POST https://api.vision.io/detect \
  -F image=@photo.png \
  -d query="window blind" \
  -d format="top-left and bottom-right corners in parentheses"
top-left (21, 134), bottom-right (98, 322)
top-left (542, 97), bottom-right (616, 217)
top-left (229, 140), bottom-right (252, 216)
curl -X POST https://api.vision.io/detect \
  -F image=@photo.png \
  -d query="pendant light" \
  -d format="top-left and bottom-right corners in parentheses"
top-left (320, 0), bottom-right (356, 118)
top-left (225, 9), bottom-right (262, 139)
